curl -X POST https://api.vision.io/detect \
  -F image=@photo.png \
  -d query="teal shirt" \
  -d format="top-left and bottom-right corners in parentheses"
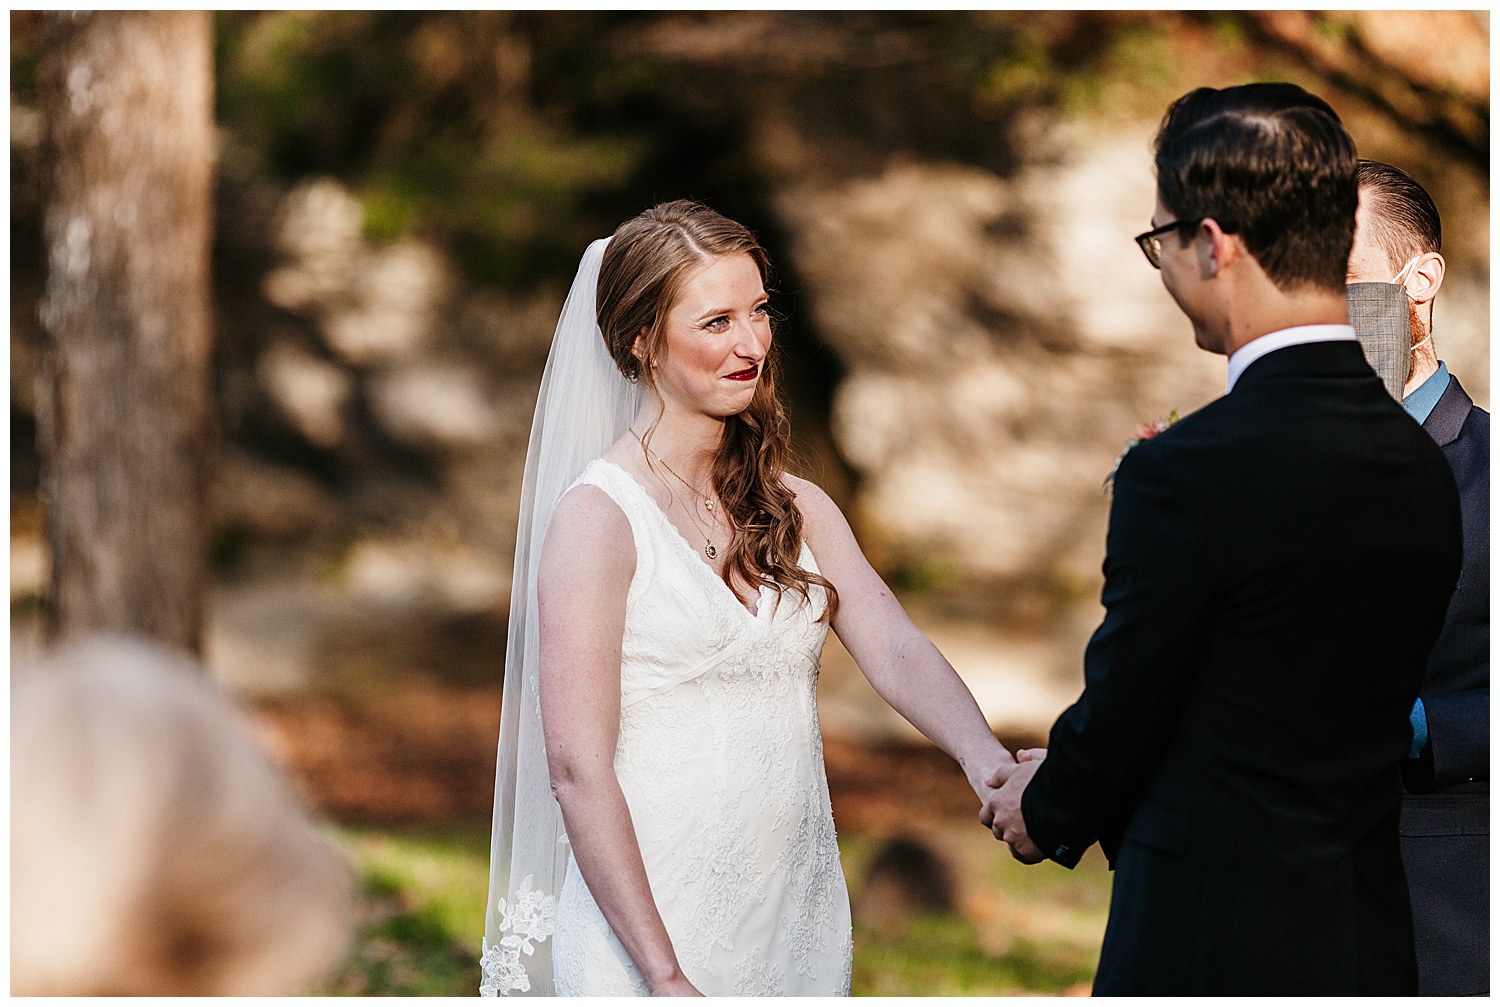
top-left (1403, 361), bottom-right (1450, 425)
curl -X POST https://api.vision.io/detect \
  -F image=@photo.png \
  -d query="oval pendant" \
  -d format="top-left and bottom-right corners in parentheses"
top-left (704, 543), bottom-right (718, 559)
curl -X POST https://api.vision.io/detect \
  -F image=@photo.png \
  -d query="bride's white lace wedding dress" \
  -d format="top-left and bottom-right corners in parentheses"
top-left (550, 458), bottom-right (853, 996)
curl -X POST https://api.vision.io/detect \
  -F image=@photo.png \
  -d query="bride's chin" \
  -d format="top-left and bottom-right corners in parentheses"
top-left (716, 401), bottom-right (755, 420)
top-left (703, 392), bottom-right (757, 420)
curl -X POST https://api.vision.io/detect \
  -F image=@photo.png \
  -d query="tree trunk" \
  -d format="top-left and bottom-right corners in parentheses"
top-left (36, 11), bottom-right (215, 656)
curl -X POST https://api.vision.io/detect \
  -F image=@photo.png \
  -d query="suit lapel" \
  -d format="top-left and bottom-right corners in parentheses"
top-left (1421, 375), bottom-right (1473, 448)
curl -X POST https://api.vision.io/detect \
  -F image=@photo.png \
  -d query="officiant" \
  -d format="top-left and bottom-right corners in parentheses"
top-left (1347, 159), bottom-right (1489, 998)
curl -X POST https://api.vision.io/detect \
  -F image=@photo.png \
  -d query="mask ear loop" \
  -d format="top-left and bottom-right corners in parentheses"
top-left (1391, 254), bottom-right (1421, 289)
top-left (1393, 255), bottom-right (1434, 354)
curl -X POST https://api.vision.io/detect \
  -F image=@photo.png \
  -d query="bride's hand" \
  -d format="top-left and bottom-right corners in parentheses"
top-left (650, 974), bottom-right (704, 996)
top-left (1016, 747), bottom-right (1047, 764)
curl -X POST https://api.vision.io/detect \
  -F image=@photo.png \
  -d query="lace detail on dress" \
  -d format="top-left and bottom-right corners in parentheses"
top-left (735, 948), bottom-right (787, 995)
top-left (480, 875), bottom-right (557, 996)
top-left (554, 861), bottom-right (653, 996)
top-left (776, 777), bottom-right (846, 981)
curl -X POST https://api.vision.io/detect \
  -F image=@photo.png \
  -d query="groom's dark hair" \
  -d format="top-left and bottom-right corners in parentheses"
top-left (1154, 82), bottom-right (1357, 293)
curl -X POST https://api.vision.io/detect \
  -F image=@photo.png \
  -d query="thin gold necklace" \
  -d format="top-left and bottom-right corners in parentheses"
top-left (631, 430), bottom-right (722, 560)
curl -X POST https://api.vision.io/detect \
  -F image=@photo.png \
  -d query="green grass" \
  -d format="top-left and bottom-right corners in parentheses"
top-left (854, 915), bottom-right (1093, 996)
top-left (322, 823), bottom-right (1110, 996)
top-left (320, 825), bottom-right (489, 996)
top-left (841, 829), bottom-right (1110, 996)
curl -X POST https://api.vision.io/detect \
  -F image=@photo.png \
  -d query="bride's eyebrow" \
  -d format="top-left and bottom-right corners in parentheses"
top-left (693, 305), bottom-right (741, 325)
top-left (693, 296), bottom-right (768, 325)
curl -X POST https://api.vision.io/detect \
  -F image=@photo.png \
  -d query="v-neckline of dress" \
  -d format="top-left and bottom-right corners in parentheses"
top-left (597, 458), bottom-right (769, 621)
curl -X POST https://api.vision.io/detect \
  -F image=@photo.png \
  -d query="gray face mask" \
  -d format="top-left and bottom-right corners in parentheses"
top-left (1346, 255), bottom-right (1417, 401)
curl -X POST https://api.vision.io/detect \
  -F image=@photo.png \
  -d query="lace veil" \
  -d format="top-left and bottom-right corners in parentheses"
top-left (482, 237), bottom-right (639, 995)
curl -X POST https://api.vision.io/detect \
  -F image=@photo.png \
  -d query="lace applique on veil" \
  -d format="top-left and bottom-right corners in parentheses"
top-left (483, 236), bottom-right (637, 997)
top-left (480, 875), bottom-right (557, 996)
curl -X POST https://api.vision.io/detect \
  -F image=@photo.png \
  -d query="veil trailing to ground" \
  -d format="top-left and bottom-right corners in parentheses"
top-left (481, 238), bottom-right (639, 996)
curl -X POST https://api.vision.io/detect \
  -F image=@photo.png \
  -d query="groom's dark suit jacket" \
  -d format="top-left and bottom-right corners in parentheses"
top-left (1021, 341), bottom-right (1463, 995)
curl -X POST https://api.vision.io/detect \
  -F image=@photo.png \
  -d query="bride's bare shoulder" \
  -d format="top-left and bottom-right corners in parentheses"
top-left (781, 472), bottom-right (829, 505)
top-left (543, 479), bottom-right (635, 576)
top-left (781, 473), bottom-right (854, 544)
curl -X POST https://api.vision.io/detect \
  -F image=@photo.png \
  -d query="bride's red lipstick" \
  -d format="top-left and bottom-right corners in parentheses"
top-left (724, 364), bottom-right (759, 381)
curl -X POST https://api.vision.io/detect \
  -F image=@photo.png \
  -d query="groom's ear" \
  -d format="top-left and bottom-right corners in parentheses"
top-left (1197, 218), bottom-right (1244, 280)
top-left (1405, 252), bottom-right (1445, 306)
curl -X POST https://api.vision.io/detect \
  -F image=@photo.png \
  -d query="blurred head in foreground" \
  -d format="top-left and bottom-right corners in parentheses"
top-left (11, 635), bottom-right (354, 995)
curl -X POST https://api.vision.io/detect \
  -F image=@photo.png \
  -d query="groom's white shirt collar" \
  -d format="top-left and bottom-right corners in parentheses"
top-left (1225, 324), bottom-right (1357, 393)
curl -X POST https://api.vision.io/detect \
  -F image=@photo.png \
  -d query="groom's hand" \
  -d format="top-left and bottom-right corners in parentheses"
top-left (980, 759), bottom-right (1045, 863)
top-left (977, 756), bottom-right (1024, 826)
top-left (981, 748), bottom-right (1044, 798)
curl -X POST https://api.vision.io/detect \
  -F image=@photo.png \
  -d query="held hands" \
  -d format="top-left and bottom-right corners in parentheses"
top-left (978, 748), bottom-right (1047, 864)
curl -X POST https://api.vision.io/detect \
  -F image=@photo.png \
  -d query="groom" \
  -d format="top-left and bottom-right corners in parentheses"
top-left (981, 84), bottom-right (1463, 994)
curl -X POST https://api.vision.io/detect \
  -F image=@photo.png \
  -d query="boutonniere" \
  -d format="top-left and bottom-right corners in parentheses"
top-left (1104, 410), bottom-right (1179, 492)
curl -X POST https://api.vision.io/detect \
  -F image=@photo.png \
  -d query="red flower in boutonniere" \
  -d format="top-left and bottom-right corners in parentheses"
top-left (1104, 409), bottom-right (1180, 493)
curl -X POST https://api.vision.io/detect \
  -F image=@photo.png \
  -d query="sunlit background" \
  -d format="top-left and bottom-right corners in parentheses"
top-left (11, 11), bottom-right (1488, 995)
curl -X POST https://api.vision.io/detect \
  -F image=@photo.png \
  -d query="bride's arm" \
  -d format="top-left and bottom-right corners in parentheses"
top-left (788, 476), bottom-right (1016, 800)
top-left (537, 487), bottom-right (701, 997)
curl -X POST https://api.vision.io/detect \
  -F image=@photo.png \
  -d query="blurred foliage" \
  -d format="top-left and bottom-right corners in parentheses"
top-left (322, 825), bottom-right (488, 996)
top-left (9, 10), bottom-right (42, 105)
top-left (21, 10), bottom-right (1483, 289)
top-left (12, 10), bottom-right (1485, 337)
top-left (213, 12), bottom-right (643, 287)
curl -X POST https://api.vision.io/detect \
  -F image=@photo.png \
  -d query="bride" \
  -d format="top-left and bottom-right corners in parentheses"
top-left (482, 201), bottom-right (1014, 996)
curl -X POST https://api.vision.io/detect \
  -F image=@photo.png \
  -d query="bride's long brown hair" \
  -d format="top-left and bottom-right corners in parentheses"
top-left (596, 200), bottom-right (838, 621)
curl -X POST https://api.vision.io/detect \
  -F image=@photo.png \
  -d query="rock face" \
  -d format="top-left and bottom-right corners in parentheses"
top-left (263, 180), bottom-right (449, 368)
top-left (197, 178), bottom-right (560, 695)
top-left (778, 144), bottom-right (1207, 588)
top-left (777, 125), bottom-right (1489, 594)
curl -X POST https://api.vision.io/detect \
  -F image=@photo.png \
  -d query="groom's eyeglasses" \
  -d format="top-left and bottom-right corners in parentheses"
top-left (1134, 218), bottom-right (1200, 269)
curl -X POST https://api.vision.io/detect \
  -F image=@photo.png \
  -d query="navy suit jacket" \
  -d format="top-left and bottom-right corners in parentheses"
top-left (1408, 375), bottom-right (1489, 792)
top-left (1399, 374), bottom-right (1489, 996)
